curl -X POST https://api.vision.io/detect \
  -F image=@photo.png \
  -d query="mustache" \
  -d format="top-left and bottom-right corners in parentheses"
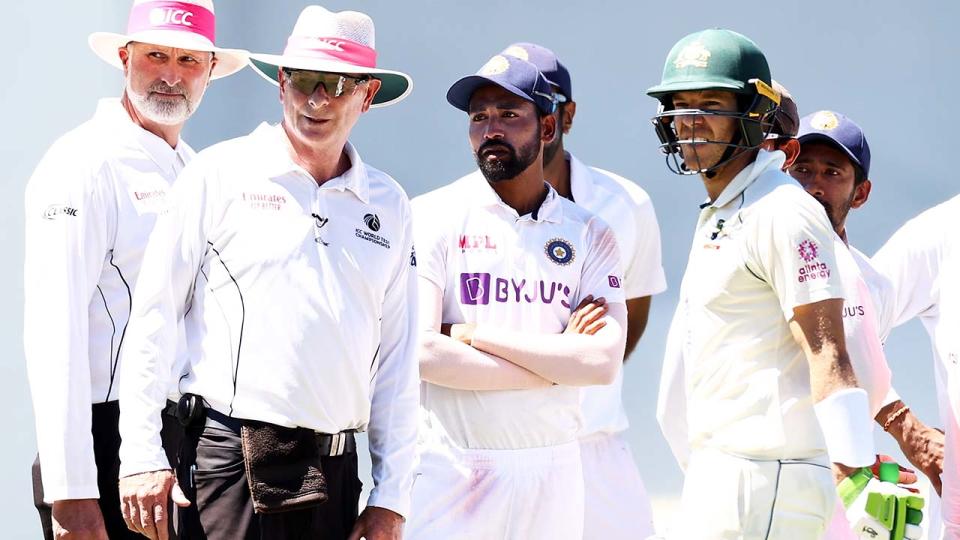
top-left (477, 140), bottom-right (517, 157)
top-left (147, 81), bottom-right (186, 96)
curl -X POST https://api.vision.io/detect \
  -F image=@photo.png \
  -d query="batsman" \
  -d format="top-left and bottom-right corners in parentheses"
top-left (648, 28), bottom-right (923, 539)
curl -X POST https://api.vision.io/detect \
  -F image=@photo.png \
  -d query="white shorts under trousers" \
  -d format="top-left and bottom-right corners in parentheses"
top-left (407, 440), bottom-right (584, 540)
top-left (669, 448), bottom-right (836, 540)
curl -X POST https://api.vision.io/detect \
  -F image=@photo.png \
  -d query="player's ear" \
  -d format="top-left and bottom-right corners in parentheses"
top-left (540, 112), bottom-right (558, 145)
top-left (851, 179), bottom-right (871, 209)
top-left (561, 101), bottom-right (576, 134)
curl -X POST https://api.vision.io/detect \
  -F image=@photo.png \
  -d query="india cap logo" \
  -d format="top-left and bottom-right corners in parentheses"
top-left (810, 110), bottom-right (840, 131)
top-left (674, 41), bottom-right (711, 69)
top-left (480, 55), bottom-right (511, 76)
top-left (502, 45), bottom-right (529, 61)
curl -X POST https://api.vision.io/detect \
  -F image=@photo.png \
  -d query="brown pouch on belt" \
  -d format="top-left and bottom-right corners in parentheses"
top-left (240, 419), bottom-right (329, 514)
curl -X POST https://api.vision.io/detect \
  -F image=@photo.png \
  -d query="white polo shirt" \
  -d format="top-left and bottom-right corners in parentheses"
top-left (118, 123), bottom-right (419, 517)
top-left (24, 98), bottom-right (192, 502)
top-left (413, 173), bottom-right (625, 450)
top-left (676, 149), bottom-right (844, 460)
top-left (564, 153), bottom-right (667, 436)
top-left (835, 239), bottom-right (893, 415)
top-left (873, 195), bottom-right (960, 527)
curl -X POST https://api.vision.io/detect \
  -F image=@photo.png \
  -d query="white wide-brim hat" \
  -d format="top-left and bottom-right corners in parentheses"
top-left (249, 5), bottom-right (413, 108)
top-left (88, 0), bottom-right (247, 80)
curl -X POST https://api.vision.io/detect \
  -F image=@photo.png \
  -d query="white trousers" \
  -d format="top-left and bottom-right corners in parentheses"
top-left (669, 449), bottom-right (836, 540)
top-left (579, 432), bottom-right (655, 538)
top-left (407, 440), bottom-right (584, 540)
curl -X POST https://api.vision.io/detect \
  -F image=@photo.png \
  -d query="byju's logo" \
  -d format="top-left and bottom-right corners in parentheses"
top-left (459, 273), bottom-right (572, 307)
top-left (460, 273), bottom-right (491, 305)
top-left (364, 213), bottom-right (381, 232)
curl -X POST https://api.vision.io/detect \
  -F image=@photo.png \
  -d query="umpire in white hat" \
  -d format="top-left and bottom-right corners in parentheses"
top-left (24, 1), bottom-right (246, 539)
top-left (116, 5), bottom-right (417, 540)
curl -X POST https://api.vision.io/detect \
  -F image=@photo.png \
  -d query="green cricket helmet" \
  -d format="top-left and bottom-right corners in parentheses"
top-left (647, 28), bottom-right (781, 175)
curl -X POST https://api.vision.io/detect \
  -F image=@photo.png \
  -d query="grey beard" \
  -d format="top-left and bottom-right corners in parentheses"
top-left (126, 81), bottom-right (196, 126)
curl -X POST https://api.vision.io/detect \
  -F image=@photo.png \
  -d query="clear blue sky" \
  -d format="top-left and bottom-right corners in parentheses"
top-left (2, 1), bottom-right (956, 536)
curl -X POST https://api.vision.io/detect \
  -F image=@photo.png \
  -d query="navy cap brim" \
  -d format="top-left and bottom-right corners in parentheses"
top-left (796, 132), bottom-right (867, 175)
top-left (446, 75), bottom-right (537, 112)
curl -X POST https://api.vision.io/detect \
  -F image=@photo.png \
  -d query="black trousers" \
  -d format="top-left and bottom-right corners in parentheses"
top-left (32, 400), bottom-right (183, 540)
top-left (177, 422), bottom-right (362, 540)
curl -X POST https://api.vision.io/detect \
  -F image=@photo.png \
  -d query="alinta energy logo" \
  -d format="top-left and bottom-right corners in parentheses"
top-left (459, 272), bottom-right (572, 307)
top-left (796, 238), bottom-right (830, 283)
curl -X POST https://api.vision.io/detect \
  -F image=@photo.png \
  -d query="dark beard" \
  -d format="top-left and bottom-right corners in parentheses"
top-left (475, 130), bottom-right (541, 183)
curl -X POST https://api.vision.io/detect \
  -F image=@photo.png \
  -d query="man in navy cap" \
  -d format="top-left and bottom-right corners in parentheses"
top-left (500, 42), bottom-right (667, 538)
top-left (407, 53), bottom-right (628, 539)
top-left (790, 111), bottom-right (945, 538)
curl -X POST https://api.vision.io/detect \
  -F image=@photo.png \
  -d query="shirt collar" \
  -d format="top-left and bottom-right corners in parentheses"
top-left (567, 151), bottom-right (595, 206)
top-left (702, 149), bottom-right (786, 210)
top-left (94, 98), bottom-right (192, 173)
top-left (253, 122), bottom-right (370, 204)
top-left (466, 171), bottom-right (563, 223)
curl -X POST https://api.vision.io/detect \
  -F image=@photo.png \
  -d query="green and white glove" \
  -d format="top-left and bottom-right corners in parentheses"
top-left (839, 463), bottom-right (924, 540)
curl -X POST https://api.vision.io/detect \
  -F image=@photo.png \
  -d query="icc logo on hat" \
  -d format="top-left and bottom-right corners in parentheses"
top-left (148, 6), bottom-right (195, 27)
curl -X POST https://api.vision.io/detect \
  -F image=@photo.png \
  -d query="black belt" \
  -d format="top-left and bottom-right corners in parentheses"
top-left (204, 406), bottom-right (357, 458)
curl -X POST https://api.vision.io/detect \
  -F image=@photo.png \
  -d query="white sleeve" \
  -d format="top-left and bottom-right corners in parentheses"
top-left (746, 196), bottom-right (844, 319)
top-left (657, 304), bottom-right (690, 470)
top-left (624, 192), bottom-right (667, 299)
top-left (872, 215), bottom-right (942, 329)
top-left (24, 149), bottom-right (115, 502)
top-left (118, 161), bottom-right (212, 477)
top-left (366, 199), bottom-right (419, 519)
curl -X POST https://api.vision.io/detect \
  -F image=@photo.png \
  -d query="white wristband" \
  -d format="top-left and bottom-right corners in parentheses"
top-left (813, 388), bottom-right (875, 467)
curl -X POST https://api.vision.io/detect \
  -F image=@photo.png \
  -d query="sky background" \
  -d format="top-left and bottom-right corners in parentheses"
top-left (2, 1), bottom-right (958, 536)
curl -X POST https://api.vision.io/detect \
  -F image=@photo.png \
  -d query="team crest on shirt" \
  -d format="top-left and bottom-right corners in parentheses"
top-left (544, 238), bottom-right (575, 266)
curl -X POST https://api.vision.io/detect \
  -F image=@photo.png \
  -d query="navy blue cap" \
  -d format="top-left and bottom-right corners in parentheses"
top-left (501, 42), bottom-right (572, 100)
top-left (447, 54), bottom-right (557, 115)
top-left (797, 110), bottom-right (871, 177)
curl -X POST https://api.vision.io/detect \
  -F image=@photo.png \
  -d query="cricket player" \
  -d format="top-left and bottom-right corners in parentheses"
top-left (648, 28), bottom-right (920, 538)
top-left (873, 172), bottom-right (960, 534)
top-left (789, 111), bottom-right (941, 539)
top-left (408, 54), bottom-right (627, 539)
top-left (499, 42), bottom-right (667, 538)
top-left (23, 1), bottom-right (246, 538)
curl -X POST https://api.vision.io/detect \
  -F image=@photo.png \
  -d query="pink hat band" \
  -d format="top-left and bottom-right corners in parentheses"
top-left (127, 1), bottom-right (216, 44)
top-left (283, 36), bottom-right (377, 68)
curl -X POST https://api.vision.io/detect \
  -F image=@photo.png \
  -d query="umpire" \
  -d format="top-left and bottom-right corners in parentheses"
top-left (116, 6), bottom-right (418, 540)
